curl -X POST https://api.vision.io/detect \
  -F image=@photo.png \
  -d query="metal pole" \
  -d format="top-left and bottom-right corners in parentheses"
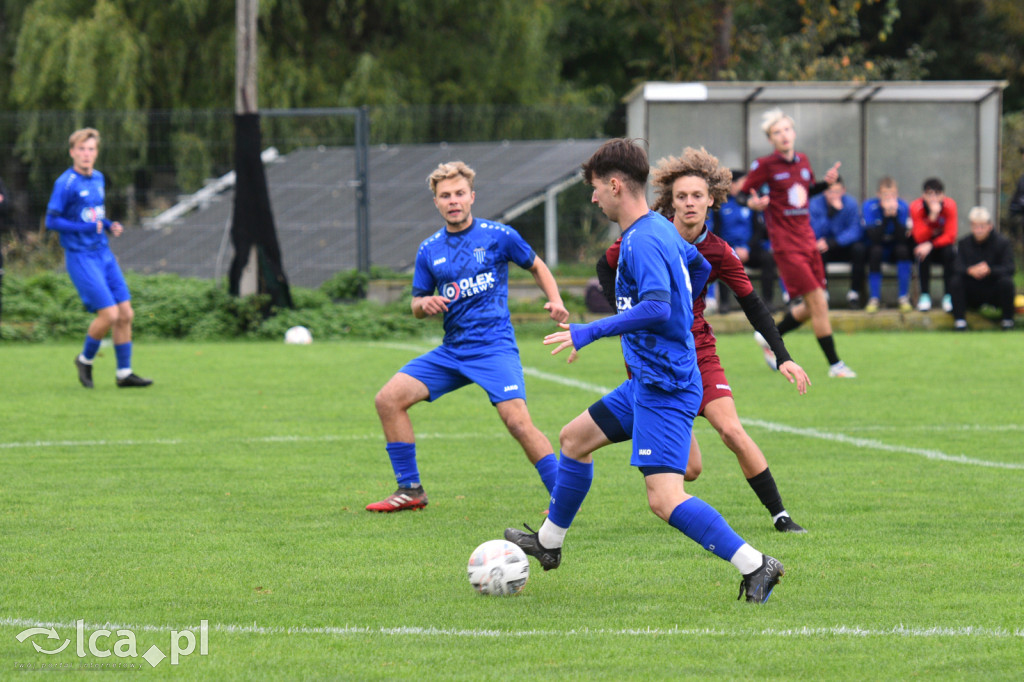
top-left (544, 185), bottom-right (558, 267)
top-left (355, 106), bottom-right (370, 273)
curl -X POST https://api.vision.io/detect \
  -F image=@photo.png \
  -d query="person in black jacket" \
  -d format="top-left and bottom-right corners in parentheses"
top-left (950, 206), bottom-right (1016, 331)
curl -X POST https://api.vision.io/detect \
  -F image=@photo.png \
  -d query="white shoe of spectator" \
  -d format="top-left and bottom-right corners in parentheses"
top-left (917, 293), bottom-right (932, 312)
top-left (828, 361), bottom-right (857, 378)
top-left (753, 331), bottom-right (777, 371)
top-left (941, 294), bottom-right (953, 313)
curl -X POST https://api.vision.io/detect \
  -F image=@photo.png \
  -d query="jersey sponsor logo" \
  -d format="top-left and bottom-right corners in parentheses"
top-left (441, 271), bottom-right (496, 302)
top-left (773, 172), bottom-right (790, 181)
top-left (787, 183), bottom-right (808, 209)
top-left (801, 168), bottom-right (811, 181)
top-left (637, 448), bottom-right (652, 456)
top-left (79, 190), bottom-right (89, 197)
top-left (433, 256), bottom-right (447, 265)
top-left (616, 296), bottom-right (634, 312)
top-left (503, 384), bottom-right (519, 392)
top-left (715, 383), bottom-right (731, 391)
top-left (79, 206), bottom-right (105, 223)
top-left (473, 247), bottom-right (487, 264)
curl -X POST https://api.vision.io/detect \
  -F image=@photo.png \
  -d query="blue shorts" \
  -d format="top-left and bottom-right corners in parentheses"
top-left (588, 379), bottom-right (634, 443)
top-left (399, 344), bottom-right (527, 405)
top-left (588, 377), bottom-right (701, 474)
top-left (65, 248), bottom-right (130, 312)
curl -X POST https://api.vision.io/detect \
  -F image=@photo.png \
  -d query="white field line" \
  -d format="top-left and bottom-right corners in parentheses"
top-left (2, 351), bottom-right (1019, 474)
top-left (1, 617), bottom-right (1021, 640)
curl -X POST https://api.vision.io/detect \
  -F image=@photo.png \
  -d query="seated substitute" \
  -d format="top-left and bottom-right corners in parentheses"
top-left (861, 176), bottom-right (914, 313)
top-left (808, 176), bottom-right (866, 308)
top-left (950, 206), bottom-right (1016, 331)
top-left (713, 169), bottom-right (778, 312)
top-left (909, 177), bottom-right (957, 312)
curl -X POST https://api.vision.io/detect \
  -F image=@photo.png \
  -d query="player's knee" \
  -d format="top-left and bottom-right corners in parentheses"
top-left (717, 422), bottom-right (747, 452)
top-left (646, 496), bottom-right (673, 522)
top-left (557, 422), bottom-right (579, 451)
top-left (97, 307), bottom-right (119, 325)
top-left (503, 415), bottom-right (533, 442)
top-left (684, 462), bottom-right (702, 481)
top-left (374, 387), bottom-right (398, 417)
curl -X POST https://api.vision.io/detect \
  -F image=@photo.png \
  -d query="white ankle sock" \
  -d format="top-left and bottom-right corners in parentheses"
top-left (538, 519), bottom-right (567, 549)
top-left (729, 543), bottom-right (763, 575)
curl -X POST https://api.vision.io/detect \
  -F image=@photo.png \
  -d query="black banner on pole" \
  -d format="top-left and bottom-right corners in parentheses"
top-left (228, 112), bottom-right (292, 308)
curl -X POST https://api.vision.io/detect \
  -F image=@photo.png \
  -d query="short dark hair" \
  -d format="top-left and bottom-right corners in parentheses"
top-left (923, 177), bottom-right (944, 193)
top-left (730, 169), bottom-right (747, 182)
top-left (581, 138), bottom-right (649, 193)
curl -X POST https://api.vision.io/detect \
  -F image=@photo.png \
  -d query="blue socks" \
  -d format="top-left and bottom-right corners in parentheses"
top-left (385, 442), bottom-right (420, 488)
top-left (114, 341), bottom-right (132, 371)
top-left (547, 454), bottom-right (593, 529)
top-left (869, 263), bottom-right (913, 300)
top-left (82, 336), bottom-right (102, 362)
top-left (897, 261), bottom-right (912, 298)
top-left (534, 453), bottom-right (558, 495)
top-left (668, 497), bottom-right (745, 562)
top-left (869, 272), bottom-right (883, 301)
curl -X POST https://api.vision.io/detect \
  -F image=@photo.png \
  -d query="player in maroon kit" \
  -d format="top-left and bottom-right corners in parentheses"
top-left (740, 109), bottom-right (856, 378)
top-left (597, 147), bottom-right (811, 532)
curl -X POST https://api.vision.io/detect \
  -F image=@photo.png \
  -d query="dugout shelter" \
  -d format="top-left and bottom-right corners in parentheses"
top-left (625, 80), bottom-right (1007, 231)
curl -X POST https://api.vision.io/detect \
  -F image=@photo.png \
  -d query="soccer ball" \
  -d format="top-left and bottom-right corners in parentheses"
top-left (467, 539), bottom-right (529, 596)
top-left (284, 326), bottom-right (313, 345)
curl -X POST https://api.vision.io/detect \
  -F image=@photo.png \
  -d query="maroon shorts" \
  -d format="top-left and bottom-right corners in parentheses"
top-left (773, 246), bottom-right (826, 299)
top-left (696, 346), bottom-right (732, 415)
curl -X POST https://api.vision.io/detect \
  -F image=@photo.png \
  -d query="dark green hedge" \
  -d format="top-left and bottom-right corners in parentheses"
top-left (0, 270), bottom-right (432, 342)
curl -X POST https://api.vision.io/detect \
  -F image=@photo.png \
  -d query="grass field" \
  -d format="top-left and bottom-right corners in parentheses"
top-left (1, 329), bottom-right (1023, 679)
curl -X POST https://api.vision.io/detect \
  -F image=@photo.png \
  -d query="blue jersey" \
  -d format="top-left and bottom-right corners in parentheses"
top-left (861, 197), bottom-right (910, 239)
top-left (615, 211), bottom-right (709, 391)
top-left (412, 218), bottom-right (535, 349)
top-left (808, 193), bottom-right (863, 246)
top-left (46, 168), bottom-right (112, 252)
top-left (716, 196), bottom-right (753, 249)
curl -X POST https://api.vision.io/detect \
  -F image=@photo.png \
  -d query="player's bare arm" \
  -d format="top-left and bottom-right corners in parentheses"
top-left (527, 258), bottom-right (570, 323)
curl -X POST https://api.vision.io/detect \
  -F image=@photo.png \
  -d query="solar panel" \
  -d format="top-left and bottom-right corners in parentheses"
top-left (115, 139), bottom-right (604, 288)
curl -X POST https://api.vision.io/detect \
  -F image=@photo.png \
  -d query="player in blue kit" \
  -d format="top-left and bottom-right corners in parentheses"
top-left (46, 128), bottom-right (151, 389)
top-left (366, 161), bottom-right (569, 512)
top-left (504, 139), bottom-right (784, 603)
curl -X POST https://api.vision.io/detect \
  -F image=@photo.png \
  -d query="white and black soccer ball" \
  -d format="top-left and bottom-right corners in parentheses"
top-left (284, 326), bottom-right (313, 345)
top-left (467, 539), bottom-right (529, 596)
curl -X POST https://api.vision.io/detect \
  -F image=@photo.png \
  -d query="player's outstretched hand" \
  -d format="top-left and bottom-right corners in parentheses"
top-left (823, 161), bottom-right (841, 185)
top-left (544, 301), bottom-right (570, 324)
top-left (777, 360), bottom-right (811, 395)
top-left (543, 323), bottom-right (579, 363)
top-left (109, 221), bottom-right (124, 237)
top-left (747, 192), bottom-right (770, 212)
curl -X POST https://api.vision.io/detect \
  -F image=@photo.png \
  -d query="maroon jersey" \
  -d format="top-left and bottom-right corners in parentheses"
top-left (740, 151), bottom-right (818, 252)
top-left (604, 228), bottom-right (753, 348)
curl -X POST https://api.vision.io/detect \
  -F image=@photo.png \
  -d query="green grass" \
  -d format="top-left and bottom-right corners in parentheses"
top-left (1, 330), bottom-right (1022, 679)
